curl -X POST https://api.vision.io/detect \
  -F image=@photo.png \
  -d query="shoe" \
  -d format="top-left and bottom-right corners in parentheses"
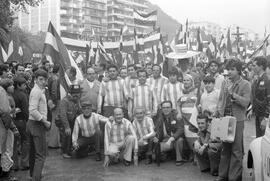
top-left (214, 177), bottom-right (227, 181)
top-left (175, 161), bottom-right (185, 166)
top-left (212, 172), bottom-right (219, 176)
top-left (95, 153), bottom-right (102, 161)
top-left (62, 153), bottom-right (72, 159)
top-left (201, 168), bottom-right (210, 172)
top-left (20, 166), bottom-right (30, 171)
top-left (145, 156), bottom-right (152, 165)
top-left (123, 159), bottom-right (131, 166)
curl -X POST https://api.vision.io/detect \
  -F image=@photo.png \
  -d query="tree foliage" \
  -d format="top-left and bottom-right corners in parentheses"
top-left (0, 0), bottom-right (42, 27)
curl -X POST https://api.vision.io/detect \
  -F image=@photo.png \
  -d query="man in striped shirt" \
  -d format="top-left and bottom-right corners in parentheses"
top-left (103, 108), bottom-right (138, 167)
top-left (147, 64), bottom-right (168, 115)
top-left (97, 64), bottom-right (127, 118)
top-left (128, 69), bottom-right (156, 118)
top-left (72, 102), bottom-right (109, 160)
top-left (132, 107), bottom-right (155, 164)
top-left (161, 68), bottom-right (183, 110)
top-left (124, 64), bottom-right (138, 98)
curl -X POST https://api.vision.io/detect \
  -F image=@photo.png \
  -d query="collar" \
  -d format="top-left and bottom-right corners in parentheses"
top-left (34, 84), bottom-right (45, 92)
top-left (112, 118), bottom-right (124, 125)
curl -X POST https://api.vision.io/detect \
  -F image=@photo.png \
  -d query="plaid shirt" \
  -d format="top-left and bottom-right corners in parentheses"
top-left (72, 113), bottom-right (108, 144)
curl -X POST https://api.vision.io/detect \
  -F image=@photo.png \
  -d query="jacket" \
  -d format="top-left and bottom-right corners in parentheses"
top-left (217, 77), bottom-right (251, 122)
top-left (154, 109), bottom-right (184, 141)
top-left (80, 79), bottom-right (100, 111)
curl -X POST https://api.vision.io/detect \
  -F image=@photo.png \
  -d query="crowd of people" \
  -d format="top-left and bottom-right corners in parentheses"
top-left (0, 55), bottom-right (270, 181)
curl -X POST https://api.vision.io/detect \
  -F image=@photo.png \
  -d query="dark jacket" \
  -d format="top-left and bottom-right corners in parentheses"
top-left (13, 89), bottom-right (29, 121)
top-left (47, 74), bottom-right (61, 105)
top-left (59, 95), bottom-right (80, 130)
top-left (154, 110), bottom-right (184, 141)
top-left (252, 73), bottom-right (270, 117)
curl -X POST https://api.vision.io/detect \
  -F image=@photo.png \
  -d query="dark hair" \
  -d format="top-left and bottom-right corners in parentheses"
top-left (69, 66), bottom-right (77, 77)
top-left (208, 60), bottom-right (219, 68)
top-left (127, 64), bottom-right (137, 71)
top-left (120, 66), bottom-right (127, 71)
top-left (137, 69), bottom-right (147, 77)
top-left (24, 62), bottom-right (32, 68)
top-left (146, 62), bottom-right (152, 67)
top-left (15, 63), bottom-right (24, 71)
top-left (99, 63), bottom-right (106, 70)
top-left (34, 69), bottom-right (48, 79)
top-left (225, 59), bottom-right (243, 75)
top-left (161, 100), bottom-right (173, 108)
top-left (0, 64), bottom-right (9, 76)
top-left (52, 64), bottom-right (60, 73)
top-left (254, 56), bottom-right (267, 71)
top-left (168, 67), bottom-right (179, 76)
top-left (203, 75), bottom-right (215, 84)
top-left (42, 60), bottom-right (50, 65)
top-left (107, 64), bottom-right (118, 71)
top-left (0, 78), bottom-right (14, 91)
top-left (13, 77), bottom-right (27, 89)
top-left (196, 62), bottom-right (204, 68)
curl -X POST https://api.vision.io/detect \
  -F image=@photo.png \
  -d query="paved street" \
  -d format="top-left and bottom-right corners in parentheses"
top-left (15, 119), bottom-right (256, 181)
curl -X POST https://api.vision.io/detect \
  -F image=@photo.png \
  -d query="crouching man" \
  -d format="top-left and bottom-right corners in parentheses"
top-left (153, 101), bottom-right (186, 166)
top-left (132, 107), bottom-right (155, 164)
top-left (194, 114), bottom-right (221, 176)
top-left (72, 102), bottom-right (109, 161)
top-left (104, 108), bottom-right (138, 167)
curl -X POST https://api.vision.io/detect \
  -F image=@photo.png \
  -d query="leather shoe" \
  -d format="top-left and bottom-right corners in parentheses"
top-left (95, 153), bottom-right (102, 161)
top-left (214, 177), bottom-right (227, 181)
top-left (123, 159), bottom-right (131, 166)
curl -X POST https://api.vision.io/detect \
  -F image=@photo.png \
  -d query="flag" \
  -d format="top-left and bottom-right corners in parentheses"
top-left (196, 28), bottom-right (203, 51)
top-left (120, 27), bottom-right (124, 51)
top-left (175, 24), bottom-right (185, 44)
top-left (209, 35), bottom-right (216, 54)
top-left (91, 28), bottom-right (95, 37)
top-left (133, 28), bottom-right (139, 64)
top-left (1, 40), bottom-right (13, 62)
top-left (134, 9), bottom-right (157, 27)
top-left (249, 34), bottom-right (270, 58)
top-left (226, 28), bottom-right (232, 55)
top-left (97, 37), bottom-right (114, 65)
top-left (263, 27), bottom-right (268, 56)
top-left (43, 22), bottom-right (83, 96)
top-left (18, 46), bottom-right (23, 56)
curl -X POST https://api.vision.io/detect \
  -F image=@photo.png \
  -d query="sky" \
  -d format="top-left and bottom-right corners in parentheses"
top-left (149, 0), bottom-right (270, 38)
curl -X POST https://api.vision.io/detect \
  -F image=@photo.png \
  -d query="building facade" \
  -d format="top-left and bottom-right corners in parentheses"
top-left (18, 0), bottom-right (107, 37)
top-left (107, 0), bottom-right (149, 38)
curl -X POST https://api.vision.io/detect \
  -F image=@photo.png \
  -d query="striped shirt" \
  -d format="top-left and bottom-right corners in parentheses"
top-left (98, 78), bottom-right (126, 109)
top-left (132, 117), bottom-right (155, 140)
top-left (72, 113), bottom-right (108, 144)
top-left (104, 118), bottom-right (137, 154)
top-left (130, 84), bottom-right (156, 115)
top-left (124, 77), bottom-right (139, 98)
top-left (147, 75), bottom-right (168, 106)
top-left (161, 82), bottom-right (183, 109)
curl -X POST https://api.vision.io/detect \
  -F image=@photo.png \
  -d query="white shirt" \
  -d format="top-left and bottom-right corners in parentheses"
top-left (87, 80), bottom-right (94, 89)
top-left (200, 89), bottom-right (220, 114)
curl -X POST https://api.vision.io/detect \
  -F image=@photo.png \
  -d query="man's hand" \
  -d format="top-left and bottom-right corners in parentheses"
top-left (247, 110), bottom-right (253, 120)
top-left (153, 137), bottom-right (159, 143)
top-left (73, 142), bottom-right (79, 151)
top-left (108, 116), bottom-right (114, 122)
top-left (48, 100), bottom-right (55, 110)
top-left (138, 138), bottom-right (144, 146)
top-left (164, 137), bottom-right (174, 149)
top-left (97, 109), bottom-right (102, 114)
top-left (42, 119), bottom-right (51, 130)
top-left (65, 128), bottom-right (71, 136)
top-left (194, 140), bottom-right (201, 151)
top-left (176, 112), bottom-right (182, 120)
top-left (103, 155), bottom-right (110, 167)
top-left (198, 145), bottom-right (206, 155)
top-left (260, 117), bottom-right (268, 130)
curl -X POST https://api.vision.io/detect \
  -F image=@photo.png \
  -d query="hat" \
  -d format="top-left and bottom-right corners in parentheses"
top-left (166, 44), bottom-right (200, 60)
top-left (69, 84), bottom-right (81, 94)
top-left (81, 101), bottom-right (92, 108)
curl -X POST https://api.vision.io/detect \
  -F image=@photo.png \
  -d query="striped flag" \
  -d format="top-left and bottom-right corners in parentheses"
top-left (120, 27), bottom-right (124, 51)
top-left (43, 22), bottom-right (83, 97)
top-left (249, 34), bottom-right (270, 58)
top-left (134, 9), bottom-right (157, 27)
top-left (1, 40), bottom-right (13, 62)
